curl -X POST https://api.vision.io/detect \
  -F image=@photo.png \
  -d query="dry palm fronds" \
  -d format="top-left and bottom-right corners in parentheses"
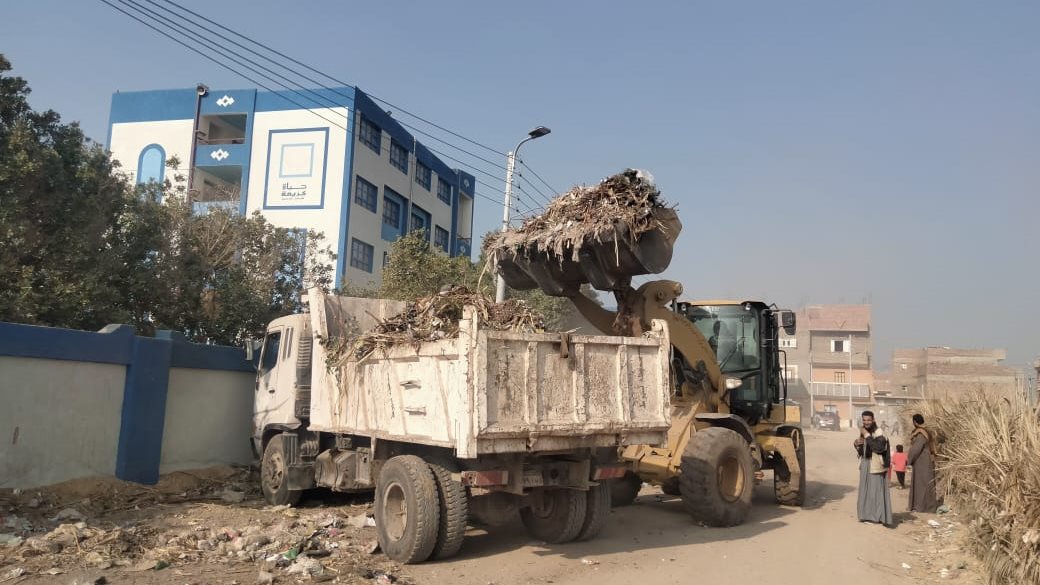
top-left (484, 168), bottom-right (672, 262)
top-left (336, 286), bottom-right (544, 362)
top-left (913, 391), bottom-right (1040, 585)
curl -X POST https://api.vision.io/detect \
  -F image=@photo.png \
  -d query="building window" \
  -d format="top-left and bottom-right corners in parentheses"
top-left (136, 143), bottom-right (166, 184)
top-left (354, 176), bottom-right (378, 212)
top-left (782, 365), bottom-right (799, 381)
top-left (350, 239), bottom-right (374, 273)
top-left (835, 371), bottom-right (846, 383)
top-left (831, 339), bottom-right (849, 353)
top-left (415, 161), bottom-right (431, 190)
top-left (900, 363), bottom-right (908, 370)
top-left (359, 117), bottom-right (381, 154)
top-left (434, 226), bottom-right (449, 252)
top-left (390, 139), bottom-right (408, 174)
top-left (437, 178), bottom-right (451, 205)
top-left (382, 251), bottom-right (390, 268)
top-left (410, 210), bottom-right (427, 237)
top-left (779, 338), bottom-right (797, 349)
top-left (382, 195), bottom-right (402, 229)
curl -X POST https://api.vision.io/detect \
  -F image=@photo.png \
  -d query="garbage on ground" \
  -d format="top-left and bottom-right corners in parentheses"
top-left (51, 507), bottom-right (86, 522)
top-left (928, 519), bottom-right (943, 528)
top-left (580, 558), bottom-right (599, 565)
top-left (937, 504), bottom-right (951, 514)
top-left (902, 562), bottom-right (912, 570)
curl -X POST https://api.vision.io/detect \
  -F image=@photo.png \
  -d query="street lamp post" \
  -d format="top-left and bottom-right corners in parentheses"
top-left (495, 126), bottom-right (551, 302)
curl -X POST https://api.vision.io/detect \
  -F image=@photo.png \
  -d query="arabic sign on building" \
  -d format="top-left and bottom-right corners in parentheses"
top-left (263, 128), bottom-right (329, 208)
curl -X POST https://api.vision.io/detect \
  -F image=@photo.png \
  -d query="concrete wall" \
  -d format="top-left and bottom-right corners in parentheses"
top-left (0, 357), bottom-right (125, 488)
top-left (0, 322), bottom-right (256, 489)
top-left (159, 367), bottom-right (255, 473)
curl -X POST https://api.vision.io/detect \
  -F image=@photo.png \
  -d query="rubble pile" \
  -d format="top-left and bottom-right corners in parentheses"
top-left (0, 469), bottom-right (409, 584)
top-left (483, 168), bottom-right (673, 263)
top-left (916, 392), bottom-right (1040, 584)
top-left (338, 286), bottom-right (544, 361)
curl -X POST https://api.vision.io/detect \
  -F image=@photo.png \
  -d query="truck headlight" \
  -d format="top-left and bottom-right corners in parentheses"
top-left (724, 377), bottom-right (743, 390)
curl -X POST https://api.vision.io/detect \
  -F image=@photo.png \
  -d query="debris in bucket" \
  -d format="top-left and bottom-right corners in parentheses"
top-left (331, 286), bottom-right (544, 361)
top-left (484, 169), bottom-right (674, 263)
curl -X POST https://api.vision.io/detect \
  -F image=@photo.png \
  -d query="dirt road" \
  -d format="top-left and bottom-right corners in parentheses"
top-left (410, 428), bottom-right (980, 585)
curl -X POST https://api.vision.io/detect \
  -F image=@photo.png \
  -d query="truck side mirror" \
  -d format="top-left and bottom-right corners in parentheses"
top-left (244, 338), bottom-right (260, 362)
top-left (780, 311), bottom-right (796, 335)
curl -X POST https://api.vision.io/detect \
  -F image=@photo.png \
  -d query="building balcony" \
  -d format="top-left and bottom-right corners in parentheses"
top-left (810, 382), bottom-right (871, 399)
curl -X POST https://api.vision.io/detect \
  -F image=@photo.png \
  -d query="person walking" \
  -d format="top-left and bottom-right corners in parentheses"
top-left (854, 410), bottom-right (893, 525)
top-left (891, 444), bottom-right (908, 489)
top-left (908, 413), bottom-right (938, 513)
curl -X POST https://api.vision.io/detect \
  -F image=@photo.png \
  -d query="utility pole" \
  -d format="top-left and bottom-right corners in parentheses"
top-left (848, 333), bottom-right (853, 429)
top-left (495, 126), bottom-right (551, 303)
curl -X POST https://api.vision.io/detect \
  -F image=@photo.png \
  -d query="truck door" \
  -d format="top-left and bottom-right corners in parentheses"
top-left (254, 326), bottom-right (295, 433)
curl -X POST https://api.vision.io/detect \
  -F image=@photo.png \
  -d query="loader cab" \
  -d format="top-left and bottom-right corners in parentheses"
top-left (676, 300), bottom-right (790, 424)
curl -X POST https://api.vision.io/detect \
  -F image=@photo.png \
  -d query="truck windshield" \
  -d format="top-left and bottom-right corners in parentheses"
top-left (681, 304), bottom-right (760, 373)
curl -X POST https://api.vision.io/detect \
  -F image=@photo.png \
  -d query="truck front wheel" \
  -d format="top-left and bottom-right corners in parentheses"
top-left (520, 488), bottom-right (587, 543)
top-left (261, 435), bottom-right (302, 506)
top-left (375, 455), bottom-right (440, 564)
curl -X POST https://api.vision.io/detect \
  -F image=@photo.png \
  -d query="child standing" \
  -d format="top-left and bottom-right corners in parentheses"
top-left (891, 444), bottom-right (908, 489)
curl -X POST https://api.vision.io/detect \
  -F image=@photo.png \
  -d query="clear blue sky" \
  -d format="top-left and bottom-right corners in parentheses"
top-left (6, 1), bottom-right (1038, 371)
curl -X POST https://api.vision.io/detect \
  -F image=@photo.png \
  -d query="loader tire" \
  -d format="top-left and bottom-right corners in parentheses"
top-left (773, 431), bottom-right (807, 507)
top-left (609, 471), bottom-right (642, 507)
top-left (520, 488), bottom-right (587, 543)
top-left (261, 435), bottom-right (303, 507)
top-left (660, 478), bottom-right (681, 496)
top-left (575, 481), bottom-right (611, 541)
top-left (678, 427), bottom-right (753, 527)
top-left (428, 462), bottom-right (468, 560)
top-left (375, 455), bottom-right (440, 564)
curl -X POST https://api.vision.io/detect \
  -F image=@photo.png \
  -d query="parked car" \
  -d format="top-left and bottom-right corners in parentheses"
top-left (814, 411), bottom-right (842, 431)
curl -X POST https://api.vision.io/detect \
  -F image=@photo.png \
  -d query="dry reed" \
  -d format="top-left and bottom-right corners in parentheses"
top-left (914, 391), bottom-right (1040, 585)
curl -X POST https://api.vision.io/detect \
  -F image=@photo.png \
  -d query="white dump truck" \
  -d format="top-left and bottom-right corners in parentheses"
top-left (250, 290), bottom-right (672, 563)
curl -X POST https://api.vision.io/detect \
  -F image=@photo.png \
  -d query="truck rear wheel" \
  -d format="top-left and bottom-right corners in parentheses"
top-left (575, 481), bottom-right (610, 541)
top-left (609, 471), bottom-right (642, 507)
top-left (773, 431), bottom-right (807, 507)
top-left (428, 462), bottom-right (468, 560)
top-left (520, 488), bottom-right (587, 543)
top-left (261, 435), bottom-right (302, 506)
top-left (678, 427), bottom-right (753, 527)
top-left (375, 455), bottom-right (440, 564)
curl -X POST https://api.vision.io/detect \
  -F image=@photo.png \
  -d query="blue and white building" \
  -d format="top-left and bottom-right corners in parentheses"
top-left (107, 86), bottom-right (476, 287)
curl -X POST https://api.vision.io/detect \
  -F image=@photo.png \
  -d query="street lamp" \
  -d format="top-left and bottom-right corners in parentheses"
top-left (495, 126), bottom-right (551, 302)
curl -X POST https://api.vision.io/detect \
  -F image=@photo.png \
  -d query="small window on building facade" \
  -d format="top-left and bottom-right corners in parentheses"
top-left (434, 226), bottom-right (449, 252)
top-left (779, 338), bottom-right (797, 349)
top-left (834, 371), bottom-right (846, 383)
top-left (382, 195), bottom-right (401, 229)
top-left (350, 239), bottom-right (374, 273)
top-left (382, 251), bottom-right (390, 268)
top-left (831, 339), bottom-right (848, 353)
top-left (354, 176), bottom-right (378, 212)
top-left (136, 144), bottom-right (166, 184)
top-left (410, 210), bottom-right (427, 237)
top-left (359, 117), bottom-right (381, 154)
top-left (390, 140), bottom-right (408, 174)
top-left (437, 178), bottom-right (451, 205)
top-left (415, 161), bottom-right (431, 190)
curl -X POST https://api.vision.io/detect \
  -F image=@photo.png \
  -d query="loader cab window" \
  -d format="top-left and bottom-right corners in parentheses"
top-left (679, 303), bottom-right (766, 408)
top-left (259, 331), bottom-right (282, 374)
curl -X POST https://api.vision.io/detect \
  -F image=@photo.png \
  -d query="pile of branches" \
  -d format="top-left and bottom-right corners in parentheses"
top-left (484, 169), bottom-right (673, 262)
top-left (916, 391), bottom-right (1040, 584)
top-left (342, 286), bottom-right (544, 361)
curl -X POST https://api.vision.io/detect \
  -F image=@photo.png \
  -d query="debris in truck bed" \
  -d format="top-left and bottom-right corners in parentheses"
top-left (330, 286), bottom-right (545, 362)
top-left (484, 168), bottom-right (674, 262)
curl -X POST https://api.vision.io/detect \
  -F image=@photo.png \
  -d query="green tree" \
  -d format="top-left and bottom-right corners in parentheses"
top-left (0, 55), bottom-right (334, 344)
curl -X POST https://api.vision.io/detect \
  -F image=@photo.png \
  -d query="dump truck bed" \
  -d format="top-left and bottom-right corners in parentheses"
top-left (307, 294), bottom-right (672, 459)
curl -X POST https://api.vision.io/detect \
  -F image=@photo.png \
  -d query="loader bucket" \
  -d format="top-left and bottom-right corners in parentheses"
top-left (495, 208), bottom-right (681, 296)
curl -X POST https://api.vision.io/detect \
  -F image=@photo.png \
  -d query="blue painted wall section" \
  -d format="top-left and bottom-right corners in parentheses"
top-left (0, 321), bottom-right (254, 485)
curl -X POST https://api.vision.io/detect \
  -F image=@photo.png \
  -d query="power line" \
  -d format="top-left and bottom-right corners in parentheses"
top-left (519, 160), bottom-right (561, 196)
top-left (159, 0), bottom-right (507, 157)
top-left (515, 173), bottom-right (553, 207)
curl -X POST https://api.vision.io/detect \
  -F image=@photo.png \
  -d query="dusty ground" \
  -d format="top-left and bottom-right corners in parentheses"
top-left (1, 430), bottom-right (981, 584)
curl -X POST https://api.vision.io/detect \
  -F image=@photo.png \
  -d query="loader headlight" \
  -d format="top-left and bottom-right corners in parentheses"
top-left (724, 377), bottom-right (743, 390)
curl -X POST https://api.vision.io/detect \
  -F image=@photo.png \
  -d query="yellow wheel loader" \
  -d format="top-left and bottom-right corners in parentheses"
top-left (494, 208), bottom-right (805, 527)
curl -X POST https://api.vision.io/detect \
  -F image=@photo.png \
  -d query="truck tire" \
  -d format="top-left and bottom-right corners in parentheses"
top-left (520, 488), bottom-right (587, 543)
top-left (773, 431), bottom-right (807, 507)
top-left (575, 481), bottom-right (611, 541)
top-left (428, 462), bottom-right (468, 560)
top-left (660, 477), bottom-right (681, 496)
top-left (261, 435), bottom-right (302, 506)
top-left (678, 427), bottom-right (753, 527)
top-left (609, 471), bottom-right (642, 507)
top-left (375, 455), bottom-right (440, 564)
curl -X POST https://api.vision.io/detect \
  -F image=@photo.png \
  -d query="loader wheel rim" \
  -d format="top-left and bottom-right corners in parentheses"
top-left (265, 452), bottom-right (285, 491)
top-left (717, 454), bottom-right (745, 503)
top-left (383, 483), bottom-right (408, 541)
